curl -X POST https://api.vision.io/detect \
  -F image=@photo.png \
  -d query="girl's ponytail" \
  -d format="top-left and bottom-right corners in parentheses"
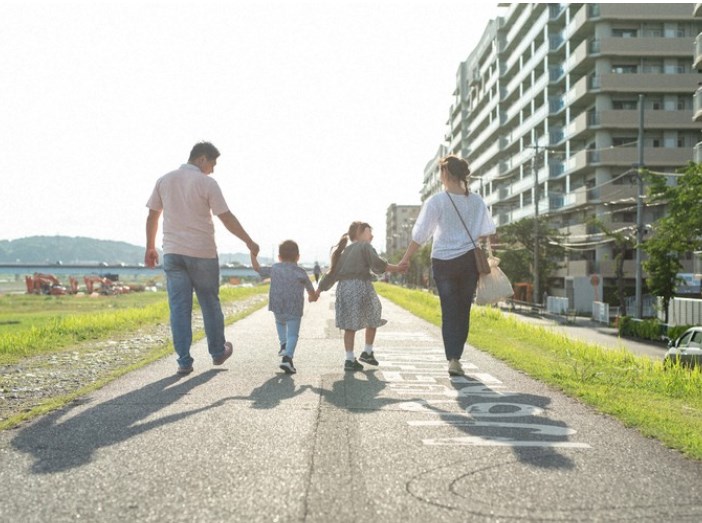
top-left (328, 234), bottom-right (349, 275)
top-left (327, 221), bottom-right (369, 275)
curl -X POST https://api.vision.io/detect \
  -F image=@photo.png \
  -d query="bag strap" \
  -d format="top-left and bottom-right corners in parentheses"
top-left (446, 192), bottom-right (479, 250)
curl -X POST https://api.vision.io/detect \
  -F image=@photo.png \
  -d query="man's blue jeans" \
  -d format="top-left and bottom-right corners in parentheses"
top-left (274, 314), bottom-right (302, 358)
top-left (431, 250), bottom-right (479, 361)
top-left (164, 253), bottom-right (226, 368)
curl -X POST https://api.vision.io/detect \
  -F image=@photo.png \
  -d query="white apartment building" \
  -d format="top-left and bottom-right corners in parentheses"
top-left (385, 203), bottom-right (421, 258)
top-left (429, 3), bottom-right (702, 297)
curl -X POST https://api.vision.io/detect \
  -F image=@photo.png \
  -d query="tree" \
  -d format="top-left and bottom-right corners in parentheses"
top-left (588, 218), bottom-right (634, 315)
top-left (497, 217), bottom-right (566, 296)
top-left (643, 227), bottom-right (681, 324)
top-left (643, 162), bottom-right (702, 322)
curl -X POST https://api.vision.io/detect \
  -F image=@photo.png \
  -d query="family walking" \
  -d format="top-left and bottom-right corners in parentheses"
top-left (145, 142), bottom-right (494, 378)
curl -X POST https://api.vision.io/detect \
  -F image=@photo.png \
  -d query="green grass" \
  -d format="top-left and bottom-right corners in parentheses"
top-left (0, 284), bottom-right (269, 430)
top-left (375, 282), bottom-right (702, 461)
top-left (0, 285), bottom-right (268, 364)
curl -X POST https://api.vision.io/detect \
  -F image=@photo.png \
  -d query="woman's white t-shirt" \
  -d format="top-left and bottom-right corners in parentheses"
top-left (412, 191), bottom-right (496, 260)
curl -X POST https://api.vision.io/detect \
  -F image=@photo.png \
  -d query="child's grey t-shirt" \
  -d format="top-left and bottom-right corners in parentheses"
top-left (257, 262), bottom-right (315, 318)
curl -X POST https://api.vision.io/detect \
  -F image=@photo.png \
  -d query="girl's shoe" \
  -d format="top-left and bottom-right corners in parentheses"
top-left (359, 351), bottom-right (379, 365)
top-left (448, 359), bottom-right (465, 377)
top-left (278, 343), bottom-right (286, 357)
top-left (344, 359), bottom-right (364, 371)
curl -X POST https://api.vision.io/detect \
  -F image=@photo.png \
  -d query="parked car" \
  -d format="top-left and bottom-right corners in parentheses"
top-left (663, 326), bottom-right (702, 368)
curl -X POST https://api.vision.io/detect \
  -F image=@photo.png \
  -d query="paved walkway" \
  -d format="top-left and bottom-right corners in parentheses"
top-left (0, 290), bottom-right (700, 522)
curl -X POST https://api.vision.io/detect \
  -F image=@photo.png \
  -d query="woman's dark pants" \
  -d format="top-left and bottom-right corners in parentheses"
top-left (431, 251), bottom-right (479, 361)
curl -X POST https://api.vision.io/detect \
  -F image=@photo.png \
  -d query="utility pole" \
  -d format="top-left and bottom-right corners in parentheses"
top-left (635, 94), bottom-right (645, 319)
top-left (532, 142), bottom-right (540, 306)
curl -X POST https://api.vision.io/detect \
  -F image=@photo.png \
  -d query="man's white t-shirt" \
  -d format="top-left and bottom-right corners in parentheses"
top-left (146, 163), bottom-right (229, 258)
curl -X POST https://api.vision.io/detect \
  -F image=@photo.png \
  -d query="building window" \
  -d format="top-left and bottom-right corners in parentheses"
top-left (642, 23), bottom-right (663, 37)
top-left (642, 60), bottom-right (662, 74)
top-left (612, 137), bottom-right (637, 147)
top-left (612, 98), bottom-right (638, 110)
top-left (612, 64), bottom-right (637, 74)
top-left (612, 28), bottom-right (638, 38)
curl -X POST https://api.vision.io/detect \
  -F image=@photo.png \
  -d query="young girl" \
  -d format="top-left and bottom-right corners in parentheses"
top-left (317, 221), bottom-right (404, 371)
top-left (251, 240), bottom-right (317, 374)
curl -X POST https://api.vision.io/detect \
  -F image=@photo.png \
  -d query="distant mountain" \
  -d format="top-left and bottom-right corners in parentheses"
top-left (0, 236), bottom-right (265, 265)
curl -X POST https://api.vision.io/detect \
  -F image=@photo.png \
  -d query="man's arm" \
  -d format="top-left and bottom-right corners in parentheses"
top-left (217, 211), bottom-right (259, 256)
top-left (144, 209), bottom-right (162, 267)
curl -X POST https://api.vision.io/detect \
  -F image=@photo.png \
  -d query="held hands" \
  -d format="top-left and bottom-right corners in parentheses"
top-left (247, 241), bottom-right (260, 257)
top-left (250, 252), bottom-right (260, 271)
top-left (307, 290), bottom-right (318, 303)
top-left (387, 262), bottom-right (409, 274)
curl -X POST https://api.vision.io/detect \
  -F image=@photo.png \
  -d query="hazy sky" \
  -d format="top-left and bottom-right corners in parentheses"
top-left (1, 0), bottom-right (499, 263)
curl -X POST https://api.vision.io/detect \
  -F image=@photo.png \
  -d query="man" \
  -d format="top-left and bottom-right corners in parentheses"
top-left (145, 141), bottom-right (259, 375)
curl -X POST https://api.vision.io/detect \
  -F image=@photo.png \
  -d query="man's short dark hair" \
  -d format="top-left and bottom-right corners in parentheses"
top-left (189, 142), bottom-right (220, 161)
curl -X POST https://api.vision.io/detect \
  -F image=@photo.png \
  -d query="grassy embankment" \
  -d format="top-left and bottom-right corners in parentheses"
top-left (375, 282), bottom-right (702, 461)
top-left (0, 286), bottom-right (268, 429)
top-left (0, 286), bottom-right (268, 364)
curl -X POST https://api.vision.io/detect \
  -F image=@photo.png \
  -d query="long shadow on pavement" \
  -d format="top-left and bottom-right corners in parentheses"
top-left (12, 370), bottom-right (227, 474)
top-left (418, 378), bottom-right (576, 470)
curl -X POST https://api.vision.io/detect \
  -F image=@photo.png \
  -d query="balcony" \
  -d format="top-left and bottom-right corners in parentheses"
top-left (593, 147), bottom-right (693, 168)
top-left (593, 73), bottom-right (701, 94)
top-left (598, 36), bottom-right (693, 57)
top-left (695, 89), bottom-right (702, 122)
top-left (593, 109), bottom-right (699, 130)
top-left (554, 260), bottom-right (591, 278)
top-left (562, 186), bottom-right (589, 208)
top-left (696, 34), bottom-right (702, 70)
top-left (599, 260), bottom-right (638, 279)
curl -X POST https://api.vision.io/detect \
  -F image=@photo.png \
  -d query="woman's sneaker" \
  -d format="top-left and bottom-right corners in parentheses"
top-left (448, 359), bottom-right (465, 377)
top-left (344, 358), bottom-right (364, 372)
top-left (278, 343), bottom-right (286, 357)
top-left (280, 356), bottom-right (296, 374)
top-left (359, 351), bottom-right (379, 366)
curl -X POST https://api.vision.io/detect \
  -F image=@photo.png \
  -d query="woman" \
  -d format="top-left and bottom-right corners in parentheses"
top-left (399, 155), bottom-right (496, 377)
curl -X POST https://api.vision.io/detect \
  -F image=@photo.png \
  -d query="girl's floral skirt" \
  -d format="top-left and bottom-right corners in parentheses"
top-left (334, 279), bottom-right (384, 331)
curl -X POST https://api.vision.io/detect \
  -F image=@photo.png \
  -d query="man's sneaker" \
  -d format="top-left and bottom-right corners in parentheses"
top-left (280, 356), bottom-right (296, 374)
top-left (448, 359), bottom-right (465, 377)
top-left (359, 351), bottom-right (379, 366)
top-left (213, 341), bottom-right (233, 365)
top-left (278, 343), bottom-right (286, 357)
top-left (344, 358), bottom-right (364, 372)
top-left (177, 365), bottom-right (193, 376)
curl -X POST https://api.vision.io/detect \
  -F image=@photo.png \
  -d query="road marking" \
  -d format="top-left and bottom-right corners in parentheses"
top-left (377, 354), bottom-right (591, 449)
top-left (422, 437), bottom-right (591, 448)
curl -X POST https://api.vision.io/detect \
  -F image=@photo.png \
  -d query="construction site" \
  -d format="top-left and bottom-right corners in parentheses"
top-left (23, 273), bottom-right (143, 296)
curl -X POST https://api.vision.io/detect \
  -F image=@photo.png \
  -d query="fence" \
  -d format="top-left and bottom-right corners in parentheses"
top-left (664, 297), bottom-right (702, 327)
top-left (546, 296), bottom-right (569, 315)
top-left (592, 301), bottom-right (620, 325)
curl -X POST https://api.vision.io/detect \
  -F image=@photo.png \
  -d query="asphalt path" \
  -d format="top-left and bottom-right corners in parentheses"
top-left (0, 289), bottom-right (700, 522)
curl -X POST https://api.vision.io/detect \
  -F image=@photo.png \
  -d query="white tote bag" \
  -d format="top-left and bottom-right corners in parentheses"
top-left (475, 242), bottom-right (514, 305)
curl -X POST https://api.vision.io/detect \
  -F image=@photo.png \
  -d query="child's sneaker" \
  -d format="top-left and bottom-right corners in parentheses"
top-left (344, 358), bottom-right (364, 372)
top-left (280, 355), bottom-right (296, 374)
top-left (359, 351), bottom-right (379, 366)
top-left (278, 343), bottom-right (286, 357)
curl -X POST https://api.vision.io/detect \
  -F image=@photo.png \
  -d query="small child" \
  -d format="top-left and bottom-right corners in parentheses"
top-left (317, 221), bottom-right (404, 371)
top-left (251, 240), bottom-right (317, 374)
